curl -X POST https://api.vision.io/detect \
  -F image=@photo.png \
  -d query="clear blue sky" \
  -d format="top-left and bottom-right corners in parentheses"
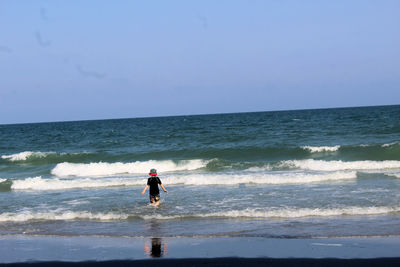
top-left (1, 0), bottom-right (399, 124)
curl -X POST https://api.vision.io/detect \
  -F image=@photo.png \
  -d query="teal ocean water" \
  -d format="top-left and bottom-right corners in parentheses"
top-left (1, 105), bottom-right (400, 238)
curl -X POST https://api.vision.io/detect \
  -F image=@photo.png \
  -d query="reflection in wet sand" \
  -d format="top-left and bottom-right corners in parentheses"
top-left (144, 238), bottom-right (167, 258)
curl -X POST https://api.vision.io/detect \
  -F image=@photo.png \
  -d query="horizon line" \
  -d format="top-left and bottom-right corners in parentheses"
top-left (1, 103), bottom-right (399, 126)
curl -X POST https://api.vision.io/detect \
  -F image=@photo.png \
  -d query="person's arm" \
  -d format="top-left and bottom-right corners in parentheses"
top-left (141, 185), bottom-right (149, 195)
top-left (160, 184), bottom-right (168, 193)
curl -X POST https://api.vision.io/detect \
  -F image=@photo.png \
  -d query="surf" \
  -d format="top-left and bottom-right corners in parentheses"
top-left (5, 171), bottom-right (358, 191)
top-left (51, 159), bottom-right (207, 177)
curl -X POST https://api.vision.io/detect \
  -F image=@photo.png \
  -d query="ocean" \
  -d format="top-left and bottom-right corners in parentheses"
top-left (1, 105), bottom-right (400, 239)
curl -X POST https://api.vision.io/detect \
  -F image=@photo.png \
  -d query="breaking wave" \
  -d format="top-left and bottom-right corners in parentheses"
top-left (7, 171), bottom-right (356, 191)
top-left (385, 172), bottom-right (400, 179)
top-left (0, 151), bottom-right (98, 165)
top-left (1, 206), bottom-right (399, 222)
top-left (139, 206), bottom-right (400, 220)
top-left (381, 141), bottom-right (400, 148)
top-left (162, 171), bottom-right (357, 185)
top-left (301, 146), bottom-right (340, 153)
top-left (199, 206), bottom-right (400, 219)
top-left (0, 211), bottom-right (128, 222)
top-left (280, 159), bottom-right (400, 171)
top-left (1, 151), bottom-right (52, 161)
top-left (51, 159), bottom-right (207, 177)
top-left (10, 176), bottom-right (145, 190)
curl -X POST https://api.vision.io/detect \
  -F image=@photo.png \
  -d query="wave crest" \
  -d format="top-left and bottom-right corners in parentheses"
top-left (281, 159), bottom-right (400, 171)
top-left (0, 211), bottom-right (128, 222)
top-left (1, 151), bottom-right (51, 161)
top-left (10, 176), bottom-right (145, 190)
top-left (385, 172), bottom-right (400, 179)
top-left (302, 146), bottom-right (340, 153)
top-left (9, 171), bottom-right (356, 191)
top-left (141, 206), bottom-right (400, 220)
top-left (382, 141), bottom-right (400, 148)
top-left (51, 160), bottom-right (207, 177)
top-left (163, 171), bottom-right (356, 185)
top-left (202, 206), bottom-right (400, 219)
top-left (2, 206), bottom-right (398, 222)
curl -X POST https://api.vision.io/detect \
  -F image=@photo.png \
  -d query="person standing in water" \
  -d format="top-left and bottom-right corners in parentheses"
top-left (141, 169), bottom-right (168, 206)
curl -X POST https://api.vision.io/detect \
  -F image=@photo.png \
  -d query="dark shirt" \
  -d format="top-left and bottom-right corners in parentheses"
top-left (147, 176), bottom-right (162, 196)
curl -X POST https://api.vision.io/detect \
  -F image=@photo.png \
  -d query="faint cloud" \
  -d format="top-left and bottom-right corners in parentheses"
top-left (197, 15), bottom-right (208, 29)
top-left (35, 31), bottom-right (52, 47)
top-left (0, 45), bottom-right (12, 53)
top-left (40, 7), bottom-right (49, 21)
top-left (76, 65), bottom-right (106, 79)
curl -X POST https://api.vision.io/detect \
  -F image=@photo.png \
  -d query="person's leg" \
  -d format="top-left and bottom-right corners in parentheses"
top-left (153, 195), bottom-right (161, 206)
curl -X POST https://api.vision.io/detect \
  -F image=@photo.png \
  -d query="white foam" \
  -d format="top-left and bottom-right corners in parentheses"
top-left (359, 144), bottom-right (370, 147)
top-left (51, 159), bottom-right (207, 177)
top-left (10, 171), bottom-right (356, 191)
top-left (141, 214), bottom-right (182, 220)
top-left (382, 141), bottom-right (400, 147)
top-left (245, 166), bottom-right (273, 172)
top-left (302, 146), bottom-right (340, 153)
top-left (63, 199), bottom-right (90, 206)
top-left (311, 243), bottom-right (343, 247)
top-left (0, 178), bottom-right (6, 183)
top-left (200, 206), bottom-right (400, 219)
top-left (162, 171), bottom-right (357, 185)
top-left (11, 176), bottom-right (147, 191)
top-left (281, 159), bottom-right (400, 171)
top-left (385, 172), bottom-right (400, 179)
top-left (1, 151), bottom-right (51, 161)
top-left (2, 206), bottom-right (398, 222)
top-left (140, 206), bottom-right (400, 220)
top-left (0, 211), bottom-right (128, 222)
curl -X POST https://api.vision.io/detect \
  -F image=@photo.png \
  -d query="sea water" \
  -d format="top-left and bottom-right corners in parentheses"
top-left (0, 105), bottom-right (400, 238)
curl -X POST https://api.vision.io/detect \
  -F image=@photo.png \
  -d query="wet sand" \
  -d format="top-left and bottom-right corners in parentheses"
top-left (2, 258), bottom-right (400, 267)
top-left (0, 235), bottom-right (400, 266)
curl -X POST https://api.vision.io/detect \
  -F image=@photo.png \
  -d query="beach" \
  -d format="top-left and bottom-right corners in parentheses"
top-left (2, 0), bottom-right (400, 263)
top-left (1, 105), bottom-right (400, 264)
top-left (1, 235), bottom-right (400, 265)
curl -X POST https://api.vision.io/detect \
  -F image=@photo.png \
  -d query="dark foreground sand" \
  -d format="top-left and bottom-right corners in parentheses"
top-left (1, 235), bottom-right (400, 266)
top-left (1, 258), bottom-right (400, 267)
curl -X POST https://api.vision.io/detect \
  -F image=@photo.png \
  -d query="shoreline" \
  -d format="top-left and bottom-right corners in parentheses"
top-left (2, 258), bottom-right (400, 267)
top-left (1, 235), bottom-right (400, 264)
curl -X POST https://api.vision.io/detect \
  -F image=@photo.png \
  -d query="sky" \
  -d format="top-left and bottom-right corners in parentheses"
top-left (0, 0), bottom-right (399, 124)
